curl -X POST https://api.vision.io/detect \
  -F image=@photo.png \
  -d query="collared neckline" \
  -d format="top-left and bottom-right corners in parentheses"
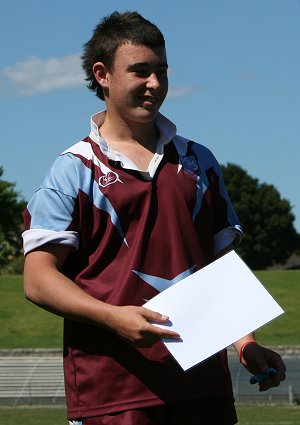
top-left (89, 111), bottom-right (177, 177)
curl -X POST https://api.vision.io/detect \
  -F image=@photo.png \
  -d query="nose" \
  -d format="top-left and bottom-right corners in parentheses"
top-left (146, 73), bottom-right (160, 90)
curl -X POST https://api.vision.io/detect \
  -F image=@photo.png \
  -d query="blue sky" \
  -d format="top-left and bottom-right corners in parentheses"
top-left (1, 0), bottom-right (299, 231)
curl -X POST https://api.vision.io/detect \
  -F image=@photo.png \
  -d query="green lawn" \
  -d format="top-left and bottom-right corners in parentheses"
top-left (0, 275), bottom-right (63, 348)
top-left (1, 405), bottom-right (300, 425)
top-left (254, 270), bottom-right (300, 345)
top-left (0, 272), bottom-right (299, 425)
top-left (0, 270), bottom-right (299, 348)
top-left (236, 404), bottom-right (300, 424)
top-left (0, 406), bottom-right (67, 425)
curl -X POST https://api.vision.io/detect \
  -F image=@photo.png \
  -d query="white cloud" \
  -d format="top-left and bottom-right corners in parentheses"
top-left (168, 86), bottom-right (193, 98)
top-left (0, 54), bottom-right (85, 96)
top-left (0, 55), bottom-right (195, 99)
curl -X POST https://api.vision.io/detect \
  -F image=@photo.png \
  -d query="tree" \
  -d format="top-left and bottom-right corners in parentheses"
top-left (221, 163), bottom-right (299, 269)
top-left (0, 167), bottom-right (26, 270)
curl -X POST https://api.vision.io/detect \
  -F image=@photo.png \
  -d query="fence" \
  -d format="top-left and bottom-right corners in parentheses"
top-left (0, 350), bottom-right (65, 406)
top-left (228, 356), bottom-right (300, 404)
top-left (0, 347), bottom-right (299, 406)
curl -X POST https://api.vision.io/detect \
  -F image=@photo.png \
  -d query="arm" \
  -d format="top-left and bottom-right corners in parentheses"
top-left (24, 243), bottom-right (180, 348)
top-left (233, 334), bottom-right (286, 391)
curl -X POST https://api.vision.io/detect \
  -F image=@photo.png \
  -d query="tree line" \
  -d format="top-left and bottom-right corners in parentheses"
top-left (0, 164), bottom-right (299, 273)
top-left (0, 167), bottom-right (26, 273)
top-left (222, 163), bottom-right (299, 269)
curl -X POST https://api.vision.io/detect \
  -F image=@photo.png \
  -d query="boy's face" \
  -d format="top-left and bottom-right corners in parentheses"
top-left (102, 43), bottom-right (168, 125)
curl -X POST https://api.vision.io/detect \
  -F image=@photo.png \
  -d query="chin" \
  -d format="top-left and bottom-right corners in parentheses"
top-left (135, 107), bottom-right (160, 122)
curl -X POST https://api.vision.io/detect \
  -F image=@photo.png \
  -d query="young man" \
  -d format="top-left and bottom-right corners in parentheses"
top-left (22, 11), bottom-right (286, 425)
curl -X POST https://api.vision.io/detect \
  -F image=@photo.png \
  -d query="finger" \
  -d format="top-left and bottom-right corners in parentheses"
top-left (264, 348), bottom-right (286, 372)
top-left (148, 323), bottom-right (181, 339)
top-left (273, 362), bottom-right (286, 382)
top-left (265, 356), bottom-right (286, 383)
top-left (272, 369), bottom-right (286, 385)
top-left (140, 307), bottom-right (170, 323)
top-left (258, 370), bottom-right (284, 391)
top-left (259, 379), bottom-right (280, 392)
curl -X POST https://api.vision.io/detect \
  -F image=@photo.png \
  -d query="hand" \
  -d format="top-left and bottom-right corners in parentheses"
top-left (242, 342), bottom-right (286, 392)
top-left (105, 305), bottom-right (181, 348)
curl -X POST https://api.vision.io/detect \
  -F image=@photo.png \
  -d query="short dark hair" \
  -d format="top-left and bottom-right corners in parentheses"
top-left (81, 11), bottom-right (165, 100)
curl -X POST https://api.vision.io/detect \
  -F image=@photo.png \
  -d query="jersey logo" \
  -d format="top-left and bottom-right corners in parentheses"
top-left (99, 171), bottom-right (123, 187)
top-left (179, 154), bottom-right (200, 182)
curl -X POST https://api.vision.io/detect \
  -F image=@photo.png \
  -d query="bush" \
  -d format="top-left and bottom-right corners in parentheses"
top-left (0, 255), bottom-right (24, 275)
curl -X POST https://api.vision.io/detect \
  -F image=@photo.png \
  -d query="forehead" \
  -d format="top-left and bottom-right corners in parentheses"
top-left (113, 43), bottom-right (167, 67)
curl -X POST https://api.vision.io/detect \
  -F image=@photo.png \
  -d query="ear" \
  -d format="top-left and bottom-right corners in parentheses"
top-left (93, 62), bottom-right (109, 92)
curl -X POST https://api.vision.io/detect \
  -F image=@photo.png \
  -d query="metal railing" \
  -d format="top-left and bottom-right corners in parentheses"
top-left (0, 351), bottom-right (65, 406)
top-left (0, 347), bottom-right (299, 406)
top-left (228, 356), bottom-right (300, 404)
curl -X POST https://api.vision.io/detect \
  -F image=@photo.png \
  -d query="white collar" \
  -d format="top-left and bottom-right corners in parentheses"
top-left (89, 111), bottom-right (177, 176)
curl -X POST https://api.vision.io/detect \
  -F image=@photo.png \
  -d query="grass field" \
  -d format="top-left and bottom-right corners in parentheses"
top-left (1, 405), bottom-right (300, 425)
top-left (236, 404), bottom-right (300, 424)
top-left (254, 270), bottom-right (300, 346)
top-left (0, 270), bottom-right (299, 348)
top-left (0, 272), bottom-right (299, 425)
top-left (0, 275), bottom-right (63, 348)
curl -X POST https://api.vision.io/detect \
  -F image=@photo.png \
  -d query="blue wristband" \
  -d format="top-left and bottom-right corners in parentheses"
top-left (250, 367), bottom-right (277, 384)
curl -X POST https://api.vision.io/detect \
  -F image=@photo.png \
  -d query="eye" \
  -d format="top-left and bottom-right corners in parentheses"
top-left (134, 69), bottom-right (150, 77)
top-left (157, 69), bottom-right (168, 76)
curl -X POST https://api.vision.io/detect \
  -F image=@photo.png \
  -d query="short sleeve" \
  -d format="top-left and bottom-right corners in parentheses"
top-left (22, 155), bottom-right (80, 254)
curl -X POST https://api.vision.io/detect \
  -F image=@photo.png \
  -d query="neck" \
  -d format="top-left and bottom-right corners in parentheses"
top-left (99, 111), bottom-right (159, 153)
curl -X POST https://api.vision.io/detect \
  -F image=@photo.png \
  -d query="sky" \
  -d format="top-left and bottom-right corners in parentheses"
top-left (1, 0), bottom-right (299, 231)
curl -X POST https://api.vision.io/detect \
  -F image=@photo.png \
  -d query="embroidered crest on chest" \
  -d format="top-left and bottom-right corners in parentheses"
top-left (179, 155), bottom-right (200, 180)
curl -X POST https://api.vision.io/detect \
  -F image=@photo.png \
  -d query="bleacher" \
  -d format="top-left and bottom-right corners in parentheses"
top-left (0, 347), bottom-right (299, 406)
top-left (0, 350), bottom-right (65, 405)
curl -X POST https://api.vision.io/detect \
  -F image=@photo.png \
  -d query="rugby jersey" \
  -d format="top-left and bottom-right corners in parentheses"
top-left (23, 111), bottom-right (242, 419)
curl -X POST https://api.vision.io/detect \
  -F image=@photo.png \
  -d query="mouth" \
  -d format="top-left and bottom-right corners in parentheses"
top-left (140, 95), bottom-right (160, 107)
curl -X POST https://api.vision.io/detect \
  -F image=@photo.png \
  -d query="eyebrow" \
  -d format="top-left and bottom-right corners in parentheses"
top-left (127, 62), bottom-right (168, 70)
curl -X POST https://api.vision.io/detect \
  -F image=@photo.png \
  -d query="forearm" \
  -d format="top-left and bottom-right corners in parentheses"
top-left (23, 246), bottom-right (180, 346)
top-left (232, 333), bottom-right (257, 366)
top-left (24, 251), bottom-right (114, 328)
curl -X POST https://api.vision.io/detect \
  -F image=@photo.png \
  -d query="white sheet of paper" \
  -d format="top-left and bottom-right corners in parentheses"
top-left (144, 250), bottom-right (284, 371)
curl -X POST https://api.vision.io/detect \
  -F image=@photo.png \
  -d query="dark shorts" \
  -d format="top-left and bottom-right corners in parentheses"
top-left (71, 398), bottom-right (238, 425)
